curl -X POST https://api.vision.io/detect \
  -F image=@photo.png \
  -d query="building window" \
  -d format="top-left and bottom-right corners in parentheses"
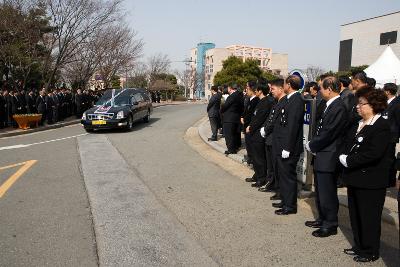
top-left (338, 39), bottom-right (353, 71)
top-left (380, 31), bottom-right (397, 45)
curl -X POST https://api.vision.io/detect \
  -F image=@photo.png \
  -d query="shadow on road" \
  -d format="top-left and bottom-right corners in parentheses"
top-left (87, 117), bottom-right (161, 134)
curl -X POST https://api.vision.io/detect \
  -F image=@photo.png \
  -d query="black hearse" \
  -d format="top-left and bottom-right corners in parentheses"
top-left (81, 88), bottom-right (153, 132)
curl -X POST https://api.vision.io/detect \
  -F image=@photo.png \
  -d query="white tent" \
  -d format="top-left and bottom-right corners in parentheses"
top-left (364, 46), bottom-right (400, 87)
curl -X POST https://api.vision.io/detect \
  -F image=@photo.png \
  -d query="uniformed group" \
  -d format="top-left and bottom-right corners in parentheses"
top-left (0, 88), bottom-right (103, 128)
top-left (206, 72), bottom-right (400, 263)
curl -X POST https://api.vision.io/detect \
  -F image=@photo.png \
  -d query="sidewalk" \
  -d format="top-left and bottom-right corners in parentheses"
top-left (0, 101), bottom-right (189, 139)
top-left (197, 117), bottom-right (399, 228)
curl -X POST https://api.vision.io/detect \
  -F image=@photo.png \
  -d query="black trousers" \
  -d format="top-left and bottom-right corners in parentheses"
top-left (249, 140), bottom-right (267, 183)
top-left (244, 132), bottom-right (253, 162)
top-left (223, 122), bottom-right (240, 152)
top-left (347, 186), bottom-right (386, 257)
top-left (314, 171), bottom-right (339, 228)
top-left (276, 155), bottom-right (299, 210)
top-left (209, 117), bottom-right (219, 139)
top-left (270, 145), bottom-right (281, 191)
top-left (265, 144), bottom-right (274, 182)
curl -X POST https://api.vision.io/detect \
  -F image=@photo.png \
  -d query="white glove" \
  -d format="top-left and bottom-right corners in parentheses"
top-left (282, 150), bottom-right (290, 159)
top-left (339, 154), bottom-right (348, 167)
top-left (260, 127), bottom-right (266, 138)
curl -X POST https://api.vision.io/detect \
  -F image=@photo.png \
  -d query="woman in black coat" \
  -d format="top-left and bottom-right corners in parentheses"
top-left (339, 87), bottom-right (394, 262)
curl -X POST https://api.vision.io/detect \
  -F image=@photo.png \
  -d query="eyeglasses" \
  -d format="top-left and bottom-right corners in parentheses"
top-left (357, 102), bottom-right (369, 107)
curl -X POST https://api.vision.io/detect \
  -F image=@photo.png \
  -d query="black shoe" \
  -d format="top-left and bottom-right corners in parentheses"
top-left (245, 177), bottom-right (256, 183)
top-left (312, 227), bottom-right (337, 238)
top-left (224, 150), bottom-right (236, 155)
top-left (208, 137), bottom-right (217, 141)
top-left (270, 194), bottom-right (281, 200)
top-left (305, 220), bottom-right (322, 228)
top-left (251, 181), bottom-right (266, 188)
top-left (272, 202), bottom-right (283, 208)
top-left (343, 248), bottom-right (358, 256)
top-left (353, 255), bottom-right (379, 262)
top-left (275, 208), bottom-right (297, 215)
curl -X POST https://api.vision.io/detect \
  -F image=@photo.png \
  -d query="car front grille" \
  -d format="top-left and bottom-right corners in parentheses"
top-left (87, 113), bottom-right (114, 121)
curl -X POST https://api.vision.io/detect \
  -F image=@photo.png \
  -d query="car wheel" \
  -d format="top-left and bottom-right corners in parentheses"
top-left (143, 110), bottom-right (150, 123)
top-left (126, 115), bottom-right (133, 131)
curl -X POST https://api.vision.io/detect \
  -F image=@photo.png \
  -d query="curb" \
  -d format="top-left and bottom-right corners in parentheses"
top-left (0, 102), bottom-right (186, 139)
top-left (197, 117), bottom-right (399, 228)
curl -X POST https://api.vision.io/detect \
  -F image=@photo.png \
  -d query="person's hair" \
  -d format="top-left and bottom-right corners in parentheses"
top-left (222, 87), bottom-right (229, 94)
top-left (256, 80), bottom-right (270, 95)
top-left (302, 83), bottom-right (311, 93)
top-left (218, 85), bottom-right (223, 92)
top-left (322, 76), bottom-right (341, 93)
top-left (285, 75), bottom-right (302, 90)
top-left (211, 85), bottom-right (218, 92)
top-left (367, 77), bottom-right (376, 88)
top-left (247, 80), bottom-right (257, 91)
top-left (352, 71), bottom-right (368, 84)
top-left (318, 74), bottom-right (329, 81)
top-left (228, 82), bottom-right (238, 90)
top-left (308, 81), bottom-right (319, 92)
top-left (383, 83), bottom-right (398, 96)
top-left (338, 75), bottom-right (351, 87)
top-left (355, 87), bottom-right (388, 114)
top-left (270, 79), bottom-right (284, 88)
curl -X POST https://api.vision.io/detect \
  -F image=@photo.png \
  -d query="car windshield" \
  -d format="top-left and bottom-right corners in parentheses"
top-left (96, 90), bottom-right (131, 107)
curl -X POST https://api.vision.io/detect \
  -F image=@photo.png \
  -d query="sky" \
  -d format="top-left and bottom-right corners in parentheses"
top-left (124, 0), bottom-right (400, 72)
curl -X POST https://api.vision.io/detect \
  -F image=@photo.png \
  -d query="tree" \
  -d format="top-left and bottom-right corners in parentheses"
top-left (43, 0), bottom-right (123, 89)
top-left (305, 65), bottom-right (325, 82)
top-left (147, 53), bottom-right (170, 85)
top-left (213, 56), bottom-right (262, 89)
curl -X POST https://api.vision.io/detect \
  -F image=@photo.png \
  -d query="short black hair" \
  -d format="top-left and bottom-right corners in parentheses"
top-left (338, 75), bottom-right (351, 87)
top-left (383, 83), bottom-right (398, 96)
top-left (256, 81), bottom-right (270, 95)
top-left (286, 75), bottom-right (302, 90)
top-left (352, 71), bottom-right (368, 83)
top-left (322, 76), bottom-right (341, 93)
top-left (270, 79), bottom-right (284, 88)
top-left (308, 81), bottom-right (319, 92)
top-left (367, 77), bottom-right (376, 88)
top-left (319, 74), bottom-right (329, 81)
top-left (211, 85), bottom-right (218, 92)
top-left (229, 83), bottom-right (238, 90)
top-left (247, 80), bottom-right (257, 91)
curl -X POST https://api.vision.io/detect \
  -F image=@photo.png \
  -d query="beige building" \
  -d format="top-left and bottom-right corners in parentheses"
top-left (195, 44), bottom-right (288, 99)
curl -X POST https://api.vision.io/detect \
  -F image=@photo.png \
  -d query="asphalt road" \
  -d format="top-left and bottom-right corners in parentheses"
top-left (0, 103), bottom-right (398, 266)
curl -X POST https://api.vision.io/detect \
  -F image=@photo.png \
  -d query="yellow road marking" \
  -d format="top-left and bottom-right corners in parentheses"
top-left (0, 160), bottom-right (37, 198)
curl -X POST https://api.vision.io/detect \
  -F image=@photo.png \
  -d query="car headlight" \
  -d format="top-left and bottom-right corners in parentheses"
top-left (116, 111), bottom-right (125, 119)
top-left (82, 113), bottom-right (86, 120)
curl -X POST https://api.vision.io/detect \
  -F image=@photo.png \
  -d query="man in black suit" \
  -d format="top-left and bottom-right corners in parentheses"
top-left (258, 79), bottom-right (285, 198)
top-left (245, 81), bottom-right (273, 187)
top-left (305, 76), bottom-right (348, 237)
top-left (382, 83), bottom-right (400, 188)
top-left (221, 83), bottom-right (244, 154)
top-left (339, 75), bottom-right (356, 112)
top-left (207, 86), bottom-right (221, 141)
top-left (272, 75), bottom-right (304, 215)
top-left (36, 90), bottom-right (47, 125)
top-left (242, 81), bottom-right (259, 165)
top-left (26, 90), bottom-right (36, 113)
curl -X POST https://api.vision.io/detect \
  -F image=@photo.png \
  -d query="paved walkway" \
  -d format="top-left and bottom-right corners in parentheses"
top-left (198, 117), bottom-right (399, 228)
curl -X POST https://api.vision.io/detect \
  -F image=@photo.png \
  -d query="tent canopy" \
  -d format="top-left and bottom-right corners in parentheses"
top-left (364, 46), bottom-right (400, 87)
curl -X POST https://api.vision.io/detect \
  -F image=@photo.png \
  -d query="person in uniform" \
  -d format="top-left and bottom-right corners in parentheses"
top-left (207, 85), bottom-right (222, 141)
top-left (258, 79), bottom-right (286, 200)
top-left (26, 90), bottom-right (36, 114)
top-left (36, 90), bottom-right (47, 126)
top-left (245, 80), bottom-right (274, 188)
top-left (305, 76), bottom-right (348, 237)
top-left (339, 87), bottom-right (393, 263)
top-left (272, 75), bottom-right (304, 215)
top-left (242, 81), bottom-right (259, 166)
top-left (221, 83), bottom-right (244, 155)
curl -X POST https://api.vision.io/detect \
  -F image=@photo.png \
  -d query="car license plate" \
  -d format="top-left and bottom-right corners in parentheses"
top-left (92, 120), bottom-right (106, 125)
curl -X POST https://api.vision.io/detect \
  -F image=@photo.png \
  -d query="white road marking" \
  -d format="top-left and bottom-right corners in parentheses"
top-left (0, 133), bottom-right (87, 151)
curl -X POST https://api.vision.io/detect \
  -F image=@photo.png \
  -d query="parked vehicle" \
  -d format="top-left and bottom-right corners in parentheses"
top-left (81, 88), bottom-right (153, 132)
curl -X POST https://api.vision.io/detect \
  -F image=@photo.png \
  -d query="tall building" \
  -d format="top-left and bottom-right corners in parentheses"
top-left (189, 43), bottom-right (215, 99)
top-left (339, 11), bottom-right (400, 71)
top-left (190, 44), bottom-right (288, 99)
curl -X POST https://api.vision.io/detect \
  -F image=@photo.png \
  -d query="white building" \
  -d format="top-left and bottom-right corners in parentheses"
top-left (339, 11), bottom-right (400, 71)
top-left (190, 44), bottom-right (288, 99)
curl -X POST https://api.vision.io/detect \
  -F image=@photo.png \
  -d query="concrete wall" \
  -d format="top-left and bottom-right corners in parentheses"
top-left (270, 53), bottom-right (289, 77)
top-left (340, 11), bottom-right (400, 69)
